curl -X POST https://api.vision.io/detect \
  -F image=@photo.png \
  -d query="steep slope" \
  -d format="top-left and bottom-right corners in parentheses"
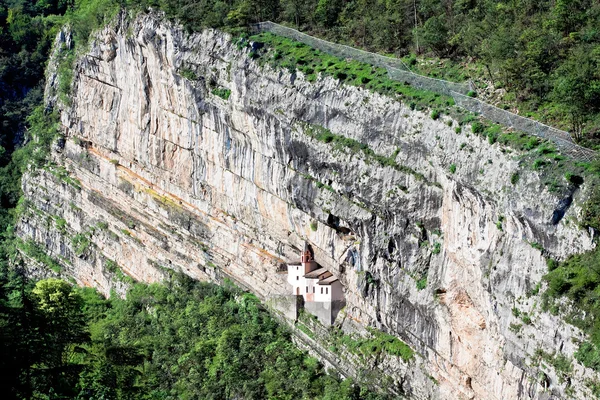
top-left (18, 13), bottom-right (598, 399)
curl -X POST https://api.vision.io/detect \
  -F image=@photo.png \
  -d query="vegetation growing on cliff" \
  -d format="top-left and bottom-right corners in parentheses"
top-left (251, 32), bottom-right (453, 111)
top-left (0, 270), bottom-right (387, 399)
top-left (0, 0), bottom-right (118, 235)
top-left (116, 0), bottom-right (600, 144)
top-left (247, 33), bottom-right (593, 197)
top-left (331, 328), bottom-right (414, 362)
top-left (543, 240), bottom-right (600, 371)
top-left (539, 159), bottom-right (600, 372)
top-left (2, 0), bottom-right (600, 395)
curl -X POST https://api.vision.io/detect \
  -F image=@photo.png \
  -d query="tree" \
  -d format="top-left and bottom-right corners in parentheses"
top-left (315, 0), bottom-right (343, 28)
top-left (31, 279), bottom-right (89, 397)
top-left (418, 15), bottom-right (451, 57)
top-left (552, 45), bottom-right (600, 140)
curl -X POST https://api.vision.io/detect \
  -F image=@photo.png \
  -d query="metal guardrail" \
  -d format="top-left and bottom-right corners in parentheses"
top-left (252, 21), bottom-right (596, 161)
top-left (252, 21), bottom-right (410, 71)
top-left (386, 66), bottom-right (472, 96)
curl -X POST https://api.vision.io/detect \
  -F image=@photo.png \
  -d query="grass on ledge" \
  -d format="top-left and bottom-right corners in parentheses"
top-left (248, 32), bottom-right (597, 194)
top-left (250, 32), bottom-right (455, 112)
top-left (298, 121), bottom-right (428, 182)
top-left (18, 239), bottom-right (63, 273)
top-left (212, 87), bottom-right (231, 100)
top-left (331, 327), bottom-right (414, 362)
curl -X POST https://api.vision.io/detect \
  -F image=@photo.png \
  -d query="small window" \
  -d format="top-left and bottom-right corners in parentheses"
top-left (306, 286), bottom-right (308, 293)
top-left (296, 276), bottom-right (299, 280)
top-left (312, 287), bottom-right (315, 293)
top-left (297, 266), bottom-right (299, 270)
top-left (326, 287), bottom-right (329, 295)
top-left (320, 287), bottom-right (323, 294)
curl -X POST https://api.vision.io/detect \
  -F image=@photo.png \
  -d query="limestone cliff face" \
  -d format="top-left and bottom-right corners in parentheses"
top-left (18, 12), bottom-right (599, 399)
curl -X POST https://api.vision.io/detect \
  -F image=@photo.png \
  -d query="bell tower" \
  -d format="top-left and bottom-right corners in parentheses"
top-left (301, 242), bottom-right (317, 274)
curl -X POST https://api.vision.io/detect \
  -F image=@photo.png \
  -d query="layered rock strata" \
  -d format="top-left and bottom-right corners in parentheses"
top-left (18, 13), bottom-right (598, 399)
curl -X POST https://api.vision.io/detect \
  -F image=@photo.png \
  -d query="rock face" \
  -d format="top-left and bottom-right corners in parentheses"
top-left (18, 12), bottom-right (599, 399)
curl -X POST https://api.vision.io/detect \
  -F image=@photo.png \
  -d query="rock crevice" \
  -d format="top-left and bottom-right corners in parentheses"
top-left (19, 12), bottom-right (597, 400)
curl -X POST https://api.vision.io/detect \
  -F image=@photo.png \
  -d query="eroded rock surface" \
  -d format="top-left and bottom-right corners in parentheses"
top-left (18, 12), bottom-right (598, 399)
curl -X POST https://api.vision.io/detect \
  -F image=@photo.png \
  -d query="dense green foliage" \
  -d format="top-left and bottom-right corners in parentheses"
top-left (2, 0), bottom-right (600, 394)
top-left (331, 328), bottom-right (414, 362)
top-left (0, 0), bottom-right (63, 166)
top-left (543, 248), bottom-right (600, 371)
top-left (0, 0), bottom-right (117, 229)
top-left (251, 32), bottom-right (453, 111)
top-left (0, 272), bottom-right (388, 399)
top-left (113, 0), bottom-right (600, 143)
top-left (0, 0), bottom-right (60, 231)
top-left (542, 161), bottom-right (600, 372)
top-left (212, 87), bottom-right (232, 100)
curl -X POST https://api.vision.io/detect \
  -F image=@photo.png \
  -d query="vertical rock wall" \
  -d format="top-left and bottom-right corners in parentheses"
top-left (18, 13), bottom-right (598, 399)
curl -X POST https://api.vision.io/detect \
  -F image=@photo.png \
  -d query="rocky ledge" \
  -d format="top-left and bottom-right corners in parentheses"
top-left (17, 12), bottom-right (598, 399)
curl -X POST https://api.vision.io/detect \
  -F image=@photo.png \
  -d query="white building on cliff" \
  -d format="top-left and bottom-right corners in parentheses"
top-left (286, 243), bottom-right (344, 325)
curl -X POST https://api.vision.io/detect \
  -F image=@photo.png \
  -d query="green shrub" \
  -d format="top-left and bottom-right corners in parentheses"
top-left (55, 217), bottom-right (67, 234)
top-left (212, 88), bottom-right (231, 100)
top-left (496, 215), bottom-right (504, 231)
top-left (18, 240), bottom-right (63, 273)
top-left (582, 185), bottom-right (600, 231)
top-left (96, 221), bottom-right (109, 230)
top-left (509, 323), bottom-right (522, 333)
top-left (179, 68), bottom-right (198, 81)
top-left (576, 342), bottom-right (600, 371)
top-left (449, 164), bottom-right (456, 174)
top-left (310, 220), bottom-right (318, 231)
top-left (71, 233), bottom-right (91, 256)
top-left (510, 172), bottom-right (519, 185)
top-left (542, 246), bottom-right (600, 371)
top-left (528, 283), bottom-right (541, 296)
top-left (430, 110), bottom-right (440, 120)
top-left (105, 259), bottom-right (118, 273)
top-left (471, 122), bottom-right (485, 134)
top-left (529, 242), bottom-right (543, 251)
top-left (485, 124), bottom-right (501, 144)
top-left (533, 159), bottom-right (547, 169)
top-left (380, 333), bottom-right (414, 360)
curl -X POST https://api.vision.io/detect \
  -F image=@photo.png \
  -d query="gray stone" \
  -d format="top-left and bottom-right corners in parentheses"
top-left (17, 11), bottom-right (600, 400)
